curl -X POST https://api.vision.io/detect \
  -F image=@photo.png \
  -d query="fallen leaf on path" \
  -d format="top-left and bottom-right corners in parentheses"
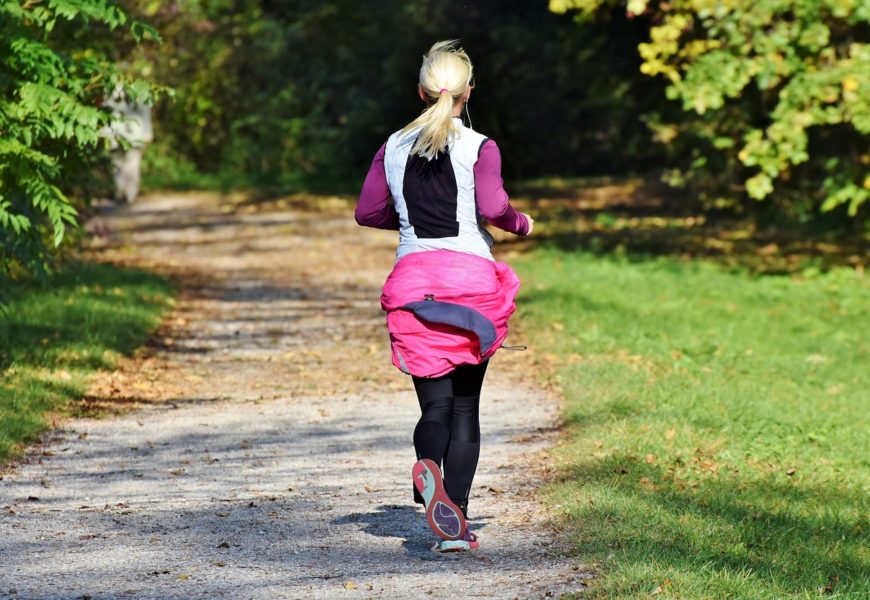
top-left (344, 582), bottom-right (357, 590)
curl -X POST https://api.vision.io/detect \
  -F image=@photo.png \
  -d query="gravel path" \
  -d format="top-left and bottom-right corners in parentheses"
top-left (0, 193), bottom-right (589, 599)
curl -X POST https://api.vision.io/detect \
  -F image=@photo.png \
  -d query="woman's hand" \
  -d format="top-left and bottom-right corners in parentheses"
top-left (522, 213), bottom-right (534, 236)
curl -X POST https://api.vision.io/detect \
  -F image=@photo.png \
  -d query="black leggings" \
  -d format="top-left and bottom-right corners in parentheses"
top-left (412, 360), bottom-right (488, 514)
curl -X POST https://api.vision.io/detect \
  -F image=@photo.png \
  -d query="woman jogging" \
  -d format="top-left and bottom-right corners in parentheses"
top-left (355, 40), bottom-right (533, 553)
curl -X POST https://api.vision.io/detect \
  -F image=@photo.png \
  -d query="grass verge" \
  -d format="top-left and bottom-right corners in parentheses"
top-left (514, 247), bottom-right (869, 599)
top-left (0, 262), bottom-right (173, 464)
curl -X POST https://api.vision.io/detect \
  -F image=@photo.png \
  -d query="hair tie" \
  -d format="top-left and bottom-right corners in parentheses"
top-left (439, 88), bottom-right (448, 94)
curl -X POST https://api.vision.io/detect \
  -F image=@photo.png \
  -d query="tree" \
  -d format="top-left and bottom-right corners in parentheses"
top-left (552, 0), bottom-right (870, 217)
top-left (0, 0), bottom-right (157, 284)
top-left (127, 0), bottom-right (666, 187)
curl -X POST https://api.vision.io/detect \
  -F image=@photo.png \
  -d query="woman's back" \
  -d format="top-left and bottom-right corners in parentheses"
top-left (384, 117), bottom-right (494, 261)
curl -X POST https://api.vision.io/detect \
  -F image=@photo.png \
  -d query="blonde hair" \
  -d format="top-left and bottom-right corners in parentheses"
top-left (401, 40), bottom-right (474, 160)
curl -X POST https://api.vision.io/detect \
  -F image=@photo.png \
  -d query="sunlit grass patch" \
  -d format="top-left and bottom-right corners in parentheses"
top-left (0, 263), bottom-right (173, 463)
top-left (507, 177), bottom-right (869, 275)
top-left (515, 248), bottom-right (869, 599)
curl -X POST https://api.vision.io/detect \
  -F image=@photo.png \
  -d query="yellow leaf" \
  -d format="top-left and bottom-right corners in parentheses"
top-left (344, 582), bottom-right (357, 590)
top-left (842, 76), bottom-right (859, 92)
top-left (627, 0), bottom-right (647, 15)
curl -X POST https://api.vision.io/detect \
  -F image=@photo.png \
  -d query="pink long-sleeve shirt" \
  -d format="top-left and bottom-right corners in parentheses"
top-left (355, 139), bottom-right (529, 236)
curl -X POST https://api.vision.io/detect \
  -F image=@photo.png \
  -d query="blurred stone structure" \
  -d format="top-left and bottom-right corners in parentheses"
top-left (103, 88), bottom-right (153, 203)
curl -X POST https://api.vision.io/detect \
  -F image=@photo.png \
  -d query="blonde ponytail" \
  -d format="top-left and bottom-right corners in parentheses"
top-left (401, 40), bottom-right (474, 161)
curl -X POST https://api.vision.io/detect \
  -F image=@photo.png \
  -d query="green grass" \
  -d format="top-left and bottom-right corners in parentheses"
top-left (514, 248), bottom-right (869, 599)
top-left (0, 262), bottom-right (173, 463)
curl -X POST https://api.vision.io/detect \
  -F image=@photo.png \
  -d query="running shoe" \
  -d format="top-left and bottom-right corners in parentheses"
top-left (432, 531), bottom-right (479, 553)
top-left (412, 458), bottom-right (467, 541)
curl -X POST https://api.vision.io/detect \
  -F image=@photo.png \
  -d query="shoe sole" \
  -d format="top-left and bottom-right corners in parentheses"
top-left (433, 533), bottom-right (479, 553)
top-left (412, 458), bottom-right (467, 541)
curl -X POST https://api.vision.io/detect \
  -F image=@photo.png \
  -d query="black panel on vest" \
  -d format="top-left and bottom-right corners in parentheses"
top-left (403, 150), bottom-right (459, 239)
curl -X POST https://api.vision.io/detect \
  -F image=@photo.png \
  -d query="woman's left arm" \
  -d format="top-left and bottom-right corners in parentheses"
top-left (474, 140), bottom-right (530, 236)
top-left (355, 143), bottom-right (400, 230)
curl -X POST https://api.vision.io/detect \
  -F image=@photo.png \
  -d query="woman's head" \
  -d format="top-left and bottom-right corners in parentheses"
top-left (401, 40), bottom-right (474, 160)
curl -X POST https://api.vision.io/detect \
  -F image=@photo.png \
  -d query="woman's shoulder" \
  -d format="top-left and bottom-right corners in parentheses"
top-left (386, 127), bottom-right (418, 151)
top-left (455, 124), bottom-right (493, 158)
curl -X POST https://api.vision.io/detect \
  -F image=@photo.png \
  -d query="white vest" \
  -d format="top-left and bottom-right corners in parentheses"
top-left (384, 117), bottom-right (495, 262)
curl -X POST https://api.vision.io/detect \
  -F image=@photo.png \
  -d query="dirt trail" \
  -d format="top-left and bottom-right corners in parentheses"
top-left (0, 193), bottom-right (590, 599)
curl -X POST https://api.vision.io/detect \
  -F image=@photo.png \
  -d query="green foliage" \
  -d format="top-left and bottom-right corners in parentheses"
top-left (0, 261), bottom-right (172, 462)
top-left (516, 246), bottom-right (870, 598)
top-left (0, 0), bottom-right (157, 283)
top-left (552, 0), bottom-right (870, 218)
top-left (124, 1), bottom-right (666, 189)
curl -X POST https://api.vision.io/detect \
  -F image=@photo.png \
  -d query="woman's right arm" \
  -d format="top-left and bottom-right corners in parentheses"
top-left (474, 140), bottom-right (532, 236)
top-left (355, 143), bottom-right (400, 230)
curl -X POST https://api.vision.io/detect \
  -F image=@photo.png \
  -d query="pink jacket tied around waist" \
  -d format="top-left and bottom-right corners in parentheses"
top-left (380, 249), bottom-right (521, 378)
